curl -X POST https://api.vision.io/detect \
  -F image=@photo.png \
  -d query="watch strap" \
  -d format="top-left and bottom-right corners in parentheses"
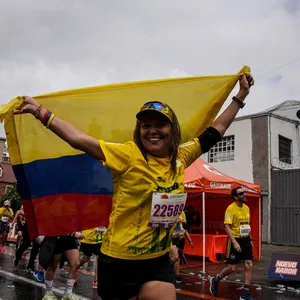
top-left (232, 96), bottom-right (245, 108)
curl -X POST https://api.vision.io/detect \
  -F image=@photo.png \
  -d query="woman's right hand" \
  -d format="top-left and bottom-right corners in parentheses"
top-left (15, 96), bottom-right (40, 115)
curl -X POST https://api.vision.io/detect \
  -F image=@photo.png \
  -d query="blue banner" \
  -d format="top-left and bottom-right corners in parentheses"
top-left (268, 253), bottom-right (300, 281)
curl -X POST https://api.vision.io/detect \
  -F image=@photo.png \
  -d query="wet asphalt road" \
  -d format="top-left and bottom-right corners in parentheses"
top-left (0, 244), bottom-right (299, 300)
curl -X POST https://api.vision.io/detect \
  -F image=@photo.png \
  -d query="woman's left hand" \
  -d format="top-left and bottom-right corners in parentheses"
top-left (237, 74), bottom-right (254, 99)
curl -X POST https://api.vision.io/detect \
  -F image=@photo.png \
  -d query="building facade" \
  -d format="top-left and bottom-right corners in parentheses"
top-left (201, 101), bottom-right (300, 245)
top-left (0, 138), bottom-right (16, 198)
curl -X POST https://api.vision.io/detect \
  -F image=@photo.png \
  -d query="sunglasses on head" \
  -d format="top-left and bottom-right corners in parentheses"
top-left (237, 192), bottom-right (245, 196)
top-left (138, 101), bottom-right (173, 122)
top-left (141, 101), bottom-right (169, 112)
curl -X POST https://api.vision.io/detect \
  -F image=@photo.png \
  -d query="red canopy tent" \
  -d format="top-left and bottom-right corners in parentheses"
top-left (183, 158), bottom-right (261, 272)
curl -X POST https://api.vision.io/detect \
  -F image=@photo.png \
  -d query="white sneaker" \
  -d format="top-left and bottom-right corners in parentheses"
top-left (62, 293), bottom-right (79, 300)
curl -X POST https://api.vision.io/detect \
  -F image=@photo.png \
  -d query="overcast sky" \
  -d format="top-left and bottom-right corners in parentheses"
top-left (0, 0), bottom-right (300, 137)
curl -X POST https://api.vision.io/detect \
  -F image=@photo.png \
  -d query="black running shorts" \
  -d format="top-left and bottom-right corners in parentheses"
top-left (0, 221), bottom-right (10, 234)
top-left (98, 252), bottom-right (176, 300)
top-left (172, 237), bottom-right (185, 250)
top-left (53, 235), bottom-right (79, 255)
top-left (225, 237), bottom-right (253, 264)
top-left (80, 242), bottom-right (101, 257)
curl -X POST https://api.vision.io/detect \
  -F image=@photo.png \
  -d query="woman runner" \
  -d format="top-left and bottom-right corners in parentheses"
top-left (16, 73), bottom-right (253, 300)
top-left (79, 226), bottom-right (107, 288)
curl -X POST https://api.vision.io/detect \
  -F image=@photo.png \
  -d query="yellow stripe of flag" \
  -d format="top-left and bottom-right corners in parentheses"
top-left (0, 66), bottom-right (250, 165)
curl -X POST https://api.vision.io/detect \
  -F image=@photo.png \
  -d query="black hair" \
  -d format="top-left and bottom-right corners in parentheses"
top-left (133, 105), bottom-right (181, 177)
top-left (231, 186), bottom-right (243, 199)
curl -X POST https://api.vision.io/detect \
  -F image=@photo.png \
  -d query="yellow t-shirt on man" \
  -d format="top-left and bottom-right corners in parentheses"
top-left (99, 138), bottom-right (201, 260)
top-left (224, 202), bottom-right (251, 238)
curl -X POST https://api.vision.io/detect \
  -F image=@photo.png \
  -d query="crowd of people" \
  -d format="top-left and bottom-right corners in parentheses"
top-left (2, 203), bottom-right (198, 299)
top-left (1, 186), bottom-right (255, 300)
top-left (0, 203), bottom-right (108, 299)
top-left (0, 73), bottom-right (255, 300)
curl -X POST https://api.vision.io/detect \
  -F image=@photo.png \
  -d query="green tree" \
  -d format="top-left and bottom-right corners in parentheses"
top-left (1, 186), bottom-right (22, 213)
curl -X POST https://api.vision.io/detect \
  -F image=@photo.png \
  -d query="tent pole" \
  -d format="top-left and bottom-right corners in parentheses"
top-left (202, 191), bottom-right (206, 273)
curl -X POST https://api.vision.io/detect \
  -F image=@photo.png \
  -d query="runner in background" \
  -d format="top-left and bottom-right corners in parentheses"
top-left (186, 205), bottom-right (201, 233)
top-left (79, 226), bottom-right (107, 288)
top-left (0, 200), bottom-right (14, 251)
top-left (13, 208), bottom-right (40, 273)
top-left (209, 186), bottom-right (255, 300)
top-left (170, 210), bottom-right (194, 283)
top-left (39, 233), bottom-right (83, 300)
top-left (33, 236), bottom-right (46, 282)
top-left (12, 205), bottom-right (25, 250)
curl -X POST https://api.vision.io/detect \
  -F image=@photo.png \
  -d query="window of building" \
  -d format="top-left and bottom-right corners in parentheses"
top-left (2, 152), bottom-right (10, 163)
top-left (279, 135), bottom-right (292, 164)
top-left (208, 135), bottom-right (235, 163)
top-left (5, 185), bottom-right (13, 194)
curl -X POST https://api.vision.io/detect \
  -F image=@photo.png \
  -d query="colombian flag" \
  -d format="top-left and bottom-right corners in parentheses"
top-left (0, 66), bottom-right (250, 238)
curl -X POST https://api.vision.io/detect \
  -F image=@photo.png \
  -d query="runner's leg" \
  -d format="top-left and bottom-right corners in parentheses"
top-left (44, 254), bottom-right (61, 295)
top-left (169, 244), bottom-right (182, 283)
top-left (0, 230), bottom-right (8, 247)
top-left (244, 260), bottom-right (253, 286)
top-left (138, 281), bottom-right (176, 300)
top-left (219, 264), bottom-right (236, 279)
top-left (27, 239), bottom-right (40, 270)
top-left (79, 254), bottom-right (90, 266)
top-left (94, 256), bottom-right (98, 282)
top-left (14, 236), bottom-right (31, 266)
top-left (63, 249), bottom-right (80, 295)
top-left (16, 231), bottom-right (23, 249)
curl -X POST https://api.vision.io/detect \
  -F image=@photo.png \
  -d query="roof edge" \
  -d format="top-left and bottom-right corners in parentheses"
top-left (234, 112), bottom-right (298, 124)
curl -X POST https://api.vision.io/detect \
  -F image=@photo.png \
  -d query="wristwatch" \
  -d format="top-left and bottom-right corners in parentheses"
top-left (232, 96), bottom-right (245, 109)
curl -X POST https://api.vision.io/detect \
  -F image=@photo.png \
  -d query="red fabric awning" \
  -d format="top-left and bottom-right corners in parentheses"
top-left (184, 158), bottom-right (260, 196)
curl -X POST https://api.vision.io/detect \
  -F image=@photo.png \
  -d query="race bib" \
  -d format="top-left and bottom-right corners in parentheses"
top-left (1, 216), bottom-right (8, 222)
top-left (148, 193), bottom-right (187, 228)
top-left (240, 224), bottom-right (251, 237)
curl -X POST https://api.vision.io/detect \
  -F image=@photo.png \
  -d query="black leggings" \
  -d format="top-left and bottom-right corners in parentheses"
top-left (15, 225), bottom-right (40, 268)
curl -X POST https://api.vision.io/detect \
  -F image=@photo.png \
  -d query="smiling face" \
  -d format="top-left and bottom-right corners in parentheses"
top-left (139, 111), bottom-right (172, 158)
top-left (235, 188), bottom-right (246, 203)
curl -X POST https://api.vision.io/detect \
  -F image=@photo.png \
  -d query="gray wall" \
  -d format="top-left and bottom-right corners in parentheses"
top-left (251, 116), bottom-right (269, 191)
top-left (251, 115), bottom-right (269, 242)
top-left (271, 169), bottom-right (300, 246)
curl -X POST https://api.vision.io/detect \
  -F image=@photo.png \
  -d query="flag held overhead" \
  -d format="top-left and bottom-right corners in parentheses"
top-left (0, 66), bottom-right (250, 238)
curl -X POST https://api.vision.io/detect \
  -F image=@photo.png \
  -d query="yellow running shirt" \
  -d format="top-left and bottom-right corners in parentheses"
top-left (81, 227), bottom-right (107, 244)
top-left (224, 202), bottom-right (251, 238)
top-left (99, 138), bottom-right (201, 260)
top-left (0, 207), bottom-right (14, 223)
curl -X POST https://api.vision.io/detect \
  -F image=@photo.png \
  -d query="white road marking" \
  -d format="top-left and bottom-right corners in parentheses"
top-left (0, 269), bottom-right (91, 300)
